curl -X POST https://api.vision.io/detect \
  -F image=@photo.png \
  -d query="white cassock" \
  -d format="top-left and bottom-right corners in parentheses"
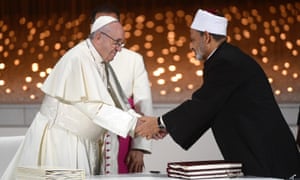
top-left (101, 48), bottom-right (153, 174)
top-left (1, 39), bottom-right (139, 179)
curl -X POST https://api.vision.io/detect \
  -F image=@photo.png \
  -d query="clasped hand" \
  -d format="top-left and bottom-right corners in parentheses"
top-left (135, 116), bottom-right (168, 140)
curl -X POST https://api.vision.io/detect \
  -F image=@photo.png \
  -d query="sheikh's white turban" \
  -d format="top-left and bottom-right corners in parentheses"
top-left (191, 9), bottom-right (228, 36)
top-left (91, 16), bottom-right (118, 34)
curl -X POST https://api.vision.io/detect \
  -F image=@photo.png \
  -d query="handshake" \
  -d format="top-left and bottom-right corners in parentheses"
top-left (135, 116), bottom-right (168, 140)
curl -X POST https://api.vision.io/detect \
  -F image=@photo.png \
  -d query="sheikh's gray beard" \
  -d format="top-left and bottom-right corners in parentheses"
top-left (196, 53), bottom-right (204, 61)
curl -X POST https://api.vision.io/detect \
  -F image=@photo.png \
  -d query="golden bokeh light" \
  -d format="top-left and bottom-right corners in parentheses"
top-left (0, 80), bottom-right (5, 86)
top-left (0, 63), bottom-right (5, 69)
top-left (157, 79), bottom-right (165, 85)
top-left (25, 76), bottom-right (32, 83)
top-left (31, 63), bottom-right (39, 72)
top-left (5, 88), bottom-right (11, 94)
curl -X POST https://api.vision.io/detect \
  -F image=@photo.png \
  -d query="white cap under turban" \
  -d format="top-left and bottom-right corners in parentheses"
top-left (191, 9), bottom-right (228, 36)
top-left (90, 16), bottom-right (118, 34)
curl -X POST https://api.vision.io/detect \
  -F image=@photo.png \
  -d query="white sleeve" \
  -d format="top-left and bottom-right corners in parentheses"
top-left (74, 102), bottom-right (137, 138)
top-left (131, 136), bottom-right (152, 153)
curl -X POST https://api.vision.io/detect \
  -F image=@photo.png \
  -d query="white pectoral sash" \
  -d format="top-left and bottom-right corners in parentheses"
top-left (104, 63), bottom-right (132, 111)
top-left (90, 63), bottom-right (139, 138)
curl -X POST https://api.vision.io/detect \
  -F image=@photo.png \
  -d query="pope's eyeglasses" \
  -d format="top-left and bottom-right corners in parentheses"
top-left (100, 31), bottom-right (125, 48)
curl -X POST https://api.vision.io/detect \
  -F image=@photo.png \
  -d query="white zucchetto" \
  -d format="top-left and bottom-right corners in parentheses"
top-left (90, 16), bottom-right (118, 34)
top-left (191, 9), bottom-right (228, 36)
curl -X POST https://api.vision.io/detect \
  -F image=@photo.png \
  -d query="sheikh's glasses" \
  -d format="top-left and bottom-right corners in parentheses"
top-left (100, 31), bottom-right (125, 48)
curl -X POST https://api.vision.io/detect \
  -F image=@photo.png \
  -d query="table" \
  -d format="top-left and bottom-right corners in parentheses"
top-left (86, 173), bottom-right (283, 180)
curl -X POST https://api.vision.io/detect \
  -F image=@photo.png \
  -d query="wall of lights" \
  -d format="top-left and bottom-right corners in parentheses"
top-left (0, 0), bottom-right (299, 104)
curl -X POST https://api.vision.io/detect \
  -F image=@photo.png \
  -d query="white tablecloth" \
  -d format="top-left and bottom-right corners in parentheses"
top-left (86, 173), bottom-right (283, 180)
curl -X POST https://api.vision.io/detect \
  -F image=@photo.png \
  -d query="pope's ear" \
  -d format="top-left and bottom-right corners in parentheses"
top-left (95, 31), bottom-right (102, 40)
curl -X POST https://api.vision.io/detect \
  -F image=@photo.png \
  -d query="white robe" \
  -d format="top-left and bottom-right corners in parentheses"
top-left (1, 39), bottom-right (138, 179)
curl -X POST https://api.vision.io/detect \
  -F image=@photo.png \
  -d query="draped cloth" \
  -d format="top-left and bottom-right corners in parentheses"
top-left (104, 63), bottom-right (131, 112)
top-left (104, 63), bottom-right (143, 173)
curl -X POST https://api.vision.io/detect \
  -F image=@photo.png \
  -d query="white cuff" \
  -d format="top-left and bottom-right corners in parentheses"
top-left (159, 116), bottom-right (166, 128)
top-left (94, 104), bottom-right (137, 138)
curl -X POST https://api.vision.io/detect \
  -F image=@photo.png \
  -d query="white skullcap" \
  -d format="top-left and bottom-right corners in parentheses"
top-left (90, 16), bottom-right (118, 34)
top-left (191, 9), bottom-right (228, 36)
